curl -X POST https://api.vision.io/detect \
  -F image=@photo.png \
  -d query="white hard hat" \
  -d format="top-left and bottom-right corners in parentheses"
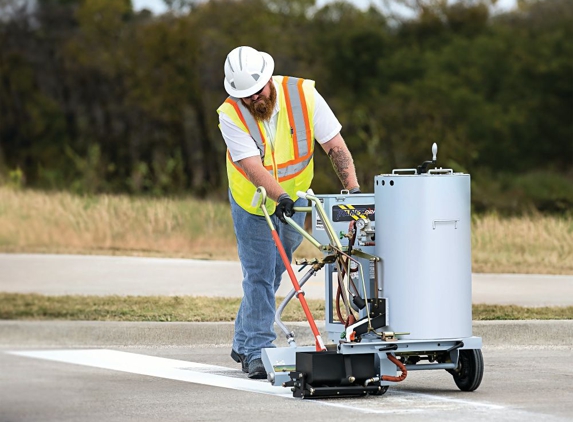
top-left (224, 46), bottom-right (274, 98)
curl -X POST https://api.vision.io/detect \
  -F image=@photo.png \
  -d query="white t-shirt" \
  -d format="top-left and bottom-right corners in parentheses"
top-left (219, 80), bottom-right (342, 162)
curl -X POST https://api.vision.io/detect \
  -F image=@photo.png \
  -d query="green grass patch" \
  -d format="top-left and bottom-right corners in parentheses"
top-left (1, 294), bottom-right (570, 321)
top-left (472, 304), bottom-right (573, 320)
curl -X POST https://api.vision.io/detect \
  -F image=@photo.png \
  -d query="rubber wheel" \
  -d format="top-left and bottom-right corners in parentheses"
top-left (448, 349), bottom-right (484, 391)
top-left (372, 385), bottom-right (389, 396)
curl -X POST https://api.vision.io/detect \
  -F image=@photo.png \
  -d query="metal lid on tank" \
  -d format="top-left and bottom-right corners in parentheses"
top-left (376, 168), bottom-right (467, 176)
top-left (376, 143), bottom-right (467, 177)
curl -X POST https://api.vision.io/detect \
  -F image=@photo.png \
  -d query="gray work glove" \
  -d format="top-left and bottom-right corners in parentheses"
top-left (349, 187), bottom-right (361, 194)
top-left (275, 193), bottom-right (295, 224)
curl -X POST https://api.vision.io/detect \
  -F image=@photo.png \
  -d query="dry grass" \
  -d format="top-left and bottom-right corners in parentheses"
top-left (1, 293), bottom-right (570, 321)
top-left (471, 213), bottom-right (573, 274)
top-left (0, 187), bottom-right (238, 260)
top-left (0, 187), bottom-right (572, 274)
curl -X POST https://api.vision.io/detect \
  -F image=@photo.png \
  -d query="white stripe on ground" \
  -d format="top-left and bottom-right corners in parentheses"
top-left (7, 349), bottom-right (507, 415)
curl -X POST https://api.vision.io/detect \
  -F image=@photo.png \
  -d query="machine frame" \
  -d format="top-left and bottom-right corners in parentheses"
top-left (259, 145), bottom-right (484, 399)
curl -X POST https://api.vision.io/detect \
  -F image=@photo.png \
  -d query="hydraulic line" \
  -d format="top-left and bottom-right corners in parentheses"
top-left (333, 221), bottom-right (359, 325)
top-left (334, 258), bottom-right (360, 326)
top-left (335, 284), bottom-right (345, 324)
top-left (363, 354), bottom-right (407, 387)
top-left (382, 353), bottom-right (408, 382)
top-left (335, 285), bottom-right (357, 327)
top-left (334, 247), bottom-right (372, 330)
top-left (335, 257), bottom-right (355, 323)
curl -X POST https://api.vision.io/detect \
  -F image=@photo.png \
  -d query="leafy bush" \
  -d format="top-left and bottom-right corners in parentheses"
top-left (513, 171), bottom-right (573, 213)
top-left (472, 170), bottom-right (573, 214)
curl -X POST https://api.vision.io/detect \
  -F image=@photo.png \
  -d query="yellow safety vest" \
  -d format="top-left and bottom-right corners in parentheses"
top-left (217, 76), bottom-right (316, 216)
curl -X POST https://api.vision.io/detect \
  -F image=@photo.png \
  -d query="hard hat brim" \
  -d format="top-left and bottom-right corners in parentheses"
top-left (224, 52), bottom-right (274, 98)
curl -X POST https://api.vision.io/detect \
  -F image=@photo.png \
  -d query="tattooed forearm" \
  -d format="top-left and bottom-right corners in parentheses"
top-left (328, 146), bottom-right (354, 188)
top-left (239, 157), bottom-right (285, 201)
top-left (322, 134), bottom-right (360, 191)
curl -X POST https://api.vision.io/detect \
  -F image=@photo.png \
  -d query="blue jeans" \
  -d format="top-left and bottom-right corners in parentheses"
top-left (229, 191), bottom-right (307, 364)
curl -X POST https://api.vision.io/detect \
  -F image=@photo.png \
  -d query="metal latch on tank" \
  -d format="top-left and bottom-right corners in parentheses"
top-left (380, 331), bottom-right (410, 341)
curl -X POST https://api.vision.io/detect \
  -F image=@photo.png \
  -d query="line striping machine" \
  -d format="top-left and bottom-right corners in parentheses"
top-left (255, 144), bottom-right (483, 399)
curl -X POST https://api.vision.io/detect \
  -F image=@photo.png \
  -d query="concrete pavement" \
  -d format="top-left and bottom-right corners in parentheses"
top-left (1, 253), bottom-right (572, 306)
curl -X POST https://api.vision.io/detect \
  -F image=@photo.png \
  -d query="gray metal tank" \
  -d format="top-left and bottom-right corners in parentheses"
top-left (374, 169), bottom-right (472, 340)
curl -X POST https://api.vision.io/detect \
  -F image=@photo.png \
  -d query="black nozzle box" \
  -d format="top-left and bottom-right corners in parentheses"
top-left (295, 351), bottom-right (376, 385)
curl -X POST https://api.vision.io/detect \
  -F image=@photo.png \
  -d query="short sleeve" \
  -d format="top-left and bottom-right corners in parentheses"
top-left (312, 88), bottom-right (342, 144)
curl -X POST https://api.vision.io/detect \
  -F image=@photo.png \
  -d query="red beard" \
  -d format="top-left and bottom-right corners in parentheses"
top-left (245, 82), bottom-right (277, 122)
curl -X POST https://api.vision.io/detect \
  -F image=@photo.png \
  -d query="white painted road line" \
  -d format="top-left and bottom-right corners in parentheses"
top-left (7, 349), bottom-right (506, 415)
top-left (8, 349), bottom-right (290, 398)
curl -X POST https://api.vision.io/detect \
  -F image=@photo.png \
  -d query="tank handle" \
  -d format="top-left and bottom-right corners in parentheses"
top-left (391, 168), bottom-right (417, 175)
top-left (433, 219), bottom-right (459, 229)
top-left (428, 168), bottom-right (454, 175)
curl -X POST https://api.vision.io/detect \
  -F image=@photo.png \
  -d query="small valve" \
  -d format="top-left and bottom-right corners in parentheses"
top-left (417, 143), bottom-right (438, 174)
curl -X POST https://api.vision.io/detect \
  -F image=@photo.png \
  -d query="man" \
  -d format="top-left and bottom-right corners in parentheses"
top-left (217, 46), bottom-right (360, 379)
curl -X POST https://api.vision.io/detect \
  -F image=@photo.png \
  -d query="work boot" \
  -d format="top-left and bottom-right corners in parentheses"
top-left (248, 358), bottom-right (267, 379)
top-left (230, 349), bottom-right (248, 373)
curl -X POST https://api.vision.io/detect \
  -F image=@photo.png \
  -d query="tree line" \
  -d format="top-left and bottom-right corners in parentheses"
top-left (0, 0), bottom-right (572, 213)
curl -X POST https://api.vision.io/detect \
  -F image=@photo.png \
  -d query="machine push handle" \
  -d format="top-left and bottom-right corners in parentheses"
top-left (251, 190), bottom-right (262, 208)
top-left (296, 189), bottom-right (314, 200)
top-left (297, 190), bottom-right (343, 250)
top-left (252, 187), bottom-right (327, 352)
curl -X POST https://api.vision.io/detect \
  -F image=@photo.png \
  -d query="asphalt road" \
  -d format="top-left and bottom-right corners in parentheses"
top-left (1, 339), bottom-right (572, 422)
top-left (1, 253), bottom-right (572, 421)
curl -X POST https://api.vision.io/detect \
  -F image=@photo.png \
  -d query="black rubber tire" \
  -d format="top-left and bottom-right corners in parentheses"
top-left (449, 349), bottom-right (484, 392)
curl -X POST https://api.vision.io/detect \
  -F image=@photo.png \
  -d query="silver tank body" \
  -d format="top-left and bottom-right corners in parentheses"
top-left (374, 171), bottom-right (472, 339)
